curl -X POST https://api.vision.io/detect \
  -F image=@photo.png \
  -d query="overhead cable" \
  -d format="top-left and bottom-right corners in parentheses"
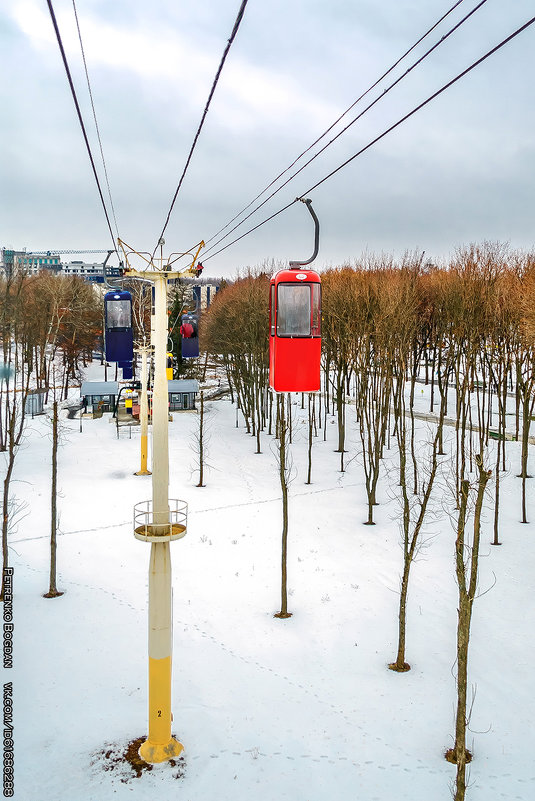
top-left (151, 0), bottom-right (249, 262)
top-left (202, 0), bottom-right (489, 260)
top-left (203, 0), bottom-right (469, 248)
top-left (46, 0), bottom-right (117, 253)
top-left (72, 0), bottom-right (121, 242)
top-left (204, 14), bottom-right (535, 262)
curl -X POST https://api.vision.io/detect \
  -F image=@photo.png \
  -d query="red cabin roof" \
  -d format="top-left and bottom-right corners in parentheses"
top-left (271, 267), bottom-right (321, 286)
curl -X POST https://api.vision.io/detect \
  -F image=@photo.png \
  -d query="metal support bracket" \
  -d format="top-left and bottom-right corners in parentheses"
top-left (289, 197), bottom-right (320, 269)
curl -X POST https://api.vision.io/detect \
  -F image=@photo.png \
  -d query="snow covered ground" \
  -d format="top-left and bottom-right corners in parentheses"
top-left (5, 364), bottom-right (535, 801)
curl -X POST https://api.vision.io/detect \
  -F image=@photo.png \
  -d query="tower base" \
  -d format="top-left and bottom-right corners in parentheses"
top-left (138, 737), bottom-right (184, 764)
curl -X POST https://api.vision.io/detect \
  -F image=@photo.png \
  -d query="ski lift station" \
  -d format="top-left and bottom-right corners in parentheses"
top-left (81, 379), bottom-right (199, 416)
top-left (81, 381), bottom-right (119, 413)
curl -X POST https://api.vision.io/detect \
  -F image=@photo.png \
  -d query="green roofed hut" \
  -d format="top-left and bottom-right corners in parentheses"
top-left (80, 381), bottom-right (119, 414)
top-left (167, 379), bottom-right (199, 411)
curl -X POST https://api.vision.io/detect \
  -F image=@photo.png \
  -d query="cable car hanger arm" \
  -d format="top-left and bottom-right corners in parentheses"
top-left (288, 198), bottom-right (319, 269)
top-left (101, 248), bottom-right (124, 291)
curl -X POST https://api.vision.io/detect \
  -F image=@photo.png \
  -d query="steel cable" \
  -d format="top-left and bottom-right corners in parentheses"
top-left (203, 0), bottom-right (469, 249)
top-left (150, 0), bottom-right (250, 264)
top-left (72, 0), bottom-right (121, 242)
top-left (202, 0), bottom-right (489, 260)
top-left (204, 15), bottom-right (535, 262)
top-left (46, 0), bottom-right (117, 253)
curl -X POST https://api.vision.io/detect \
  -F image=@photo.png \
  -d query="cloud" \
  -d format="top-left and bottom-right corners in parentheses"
top-left (9, 1), bottom-right (54, 48)
top-left (3, 0), bottom-right (535, 278)
top-left (9, 0), bottom-right (338, 135)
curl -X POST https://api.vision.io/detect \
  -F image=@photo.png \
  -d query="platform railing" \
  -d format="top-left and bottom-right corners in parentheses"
top-left (133, 499), bottom-right (187, 542)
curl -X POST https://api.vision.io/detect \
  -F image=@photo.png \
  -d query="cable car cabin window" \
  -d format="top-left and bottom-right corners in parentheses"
top-left (311, 283), bottom-right (321, 336)
top-left (270, 284), bottom-right (276, 336)
top-left (277, 283), bottom-right (311, 337)
top-left (106, 300), bottom-right (131, 330)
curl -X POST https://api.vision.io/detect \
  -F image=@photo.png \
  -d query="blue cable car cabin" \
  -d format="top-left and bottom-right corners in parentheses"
top-left (269, 268), bottom-right (321, 393)
top-left (180, 313), bottom-right (199, 359)
top-left (104, 290), bottom-right (134, 373)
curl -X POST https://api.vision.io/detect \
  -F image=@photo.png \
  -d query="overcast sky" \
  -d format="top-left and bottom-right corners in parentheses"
top-left (1, 0), bottom-right (534, 278)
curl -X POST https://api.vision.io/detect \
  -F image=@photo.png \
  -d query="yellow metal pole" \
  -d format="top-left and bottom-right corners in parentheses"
top-left (138, 540), bottom-right (182, 762)
top-left (134, 345), bottom-right (151, 476)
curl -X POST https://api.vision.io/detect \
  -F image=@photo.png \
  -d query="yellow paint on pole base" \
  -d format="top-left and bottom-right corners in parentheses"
top-left (138, 655), bottom-right (184, 764)
top-left (138, 736), bottom-right (183, 764)
top-left (135, 434), bottom-right (151, 475)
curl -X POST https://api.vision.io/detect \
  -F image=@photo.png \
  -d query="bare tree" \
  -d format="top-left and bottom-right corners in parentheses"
top-left (445, 455), bottom-right (491, 801)
top-left (305, 393), bottom-right (316, 485)
top-left (202, 272), bottom-right (270, 447)
top-left (1, 274), bottom-right (32, 600)
top-left (194, 390), bottom-right (210, 487)
top-left (43, 399), bottom-right (64, 599)
top-left (389, 372), bottom-right (444, 672)
top-left (273, 393), bottom-right (292, 619)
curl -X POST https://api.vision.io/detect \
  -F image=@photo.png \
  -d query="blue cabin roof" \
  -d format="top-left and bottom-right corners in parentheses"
top-left (167, 379), bottom-right (199, 394)
top-left (81, 381), bottom-right (119, 397)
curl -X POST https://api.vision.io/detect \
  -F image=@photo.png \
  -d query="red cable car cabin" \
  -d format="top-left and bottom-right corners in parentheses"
top-left (269, 268), bottom-right (321, 393)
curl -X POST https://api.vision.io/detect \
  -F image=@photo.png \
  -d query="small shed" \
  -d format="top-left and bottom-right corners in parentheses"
top-left (25, 390), bottom-right (45, 416)
top-left (168, 379), bottom-right (199, 411)
top-left (80, 381), bottom-right (119, 413)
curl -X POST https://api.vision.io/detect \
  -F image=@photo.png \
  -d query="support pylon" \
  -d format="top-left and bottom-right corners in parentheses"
top-left (129, 269), bottom-right (186, 764)
top-left (122, 236), bottom-right (202, 766)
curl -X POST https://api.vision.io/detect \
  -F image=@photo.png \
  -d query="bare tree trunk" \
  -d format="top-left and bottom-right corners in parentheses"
top-left (1, 348), bottom-right (31, 600)
top-left (274, 394), bottom-right (292, 619)
top-left (359, 361), bottom-right (390, 525)
top-left (225, 361), bottom-right (234, 404)
top-left (490, 355), bottom-right (506, 545)
top-left (447, 478), bottom-right (470, 776)
top-left (446, 456), bottom-right (491, 801)
top-left (493, 433), bottom-right (502, 545)
top-left (430, 344), bottom-right (436, 413)
top-left (390, 373), bottom-right (443, 672)
top-left (196, 391), bottom-right (206, 487)
top-left (306, 393), bottom-right (314, 485)
top-left (410, 345), bottom-right (419, 494)
top-left (335, 367), bottom-right (346, 457)
top-left (44, 401), bottom-right (63, 598)
top-left (255, 380), bottom-right (262, 454)
top-left (518, 383), bottom-right (534, 523)
top-left (1, 460), bottom-right (15, 601)
top-left (287, 392), bottom-right (292, 444)
top-left (391, 559), bottom-right (411, 672)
